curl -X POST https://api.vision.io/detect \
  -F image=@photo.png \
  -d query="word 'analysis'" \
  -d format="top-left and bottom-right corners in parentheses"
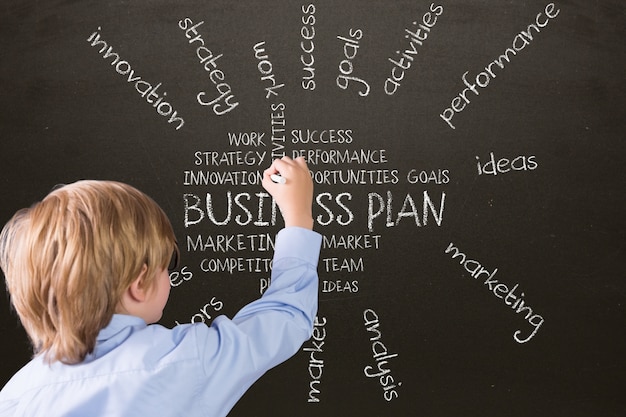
top-left (87, 27), bottom-right (184, 130)
top-left (179, 18), bottom-right (239, 115)
top-left (385, 3), bottom-right (444, 95)
top-left (445, 243), bottom-right (544, 343)
top-left (440, 3), bottom-right (561, 129)
top-left (363, 309), bottom-right (401, 401)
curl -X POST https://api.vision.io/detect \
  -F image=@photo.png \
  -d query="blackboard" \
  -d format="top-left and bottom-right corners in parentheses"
top-left (1, 0), bottom-right (625, 415)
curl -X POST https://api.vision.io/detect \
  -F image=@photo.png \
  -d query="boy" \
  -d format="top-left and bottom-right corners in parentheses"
top-left (0, 156), bottom-right (321, 417)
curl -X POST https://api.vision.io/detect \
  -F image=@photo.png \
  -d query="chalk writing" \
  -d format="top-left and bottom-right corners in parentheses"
top-left (252, 42), bottom-right (287, 157)
top-left (227, 132), bottom-right (266, 147)
top-left (169, 266), bottom-right (194, 287)
top-left (367, 191), bottom-right (446, 232)
top-left (316, 192), bottom-right (355, 226)
top-left (86, 27), bottom-right (184, 130)
top-left (476, 152), bottom-right (538, 176)
top-left (363, 309), bottom-right (401, 401)
top-left (304, 316), bottom-right (326, 403)
top-left (193, 150), bottom-right (267, 166)
top-left (440, 2), bottom-right (561, 129)
top-left (322, 257), bottom-right (364, 273)
top-left (253, 41), bottom-right (285, 99)
top-left (183, 192), bottom-right (278, 228)
top-left (444, 243), bottom-right (544, 343)
top-left (291, 129), bottom-right (354, 144)
top-left (183, 170), bottom-right (264, 186)
top-left (385, 3), bottom-right (444, 95)
top-left (178, 17), bottom-right (239, 115)
top-left (300, 4), bottom-right (317, 91)
top-left (322, 234), bottom-right (381, 250)
top-left (322, 280), bottom-right (359, 293)
top-left (186, 233), bottom-right (274, 253)
top-left (292, 148), bottom-right (384, 164)
top-left (174, 296), bottom-right (224, 325)
top-left (310, 169), bottom-right (399, 185)
top-left (200, 257), bottom-right (272, 274)
top-left (336, 28), bottom-right (370, 96)
top-left (406, 168), bottom-right (450, 184)
top-left (270, 102), bottom-right (287, 159)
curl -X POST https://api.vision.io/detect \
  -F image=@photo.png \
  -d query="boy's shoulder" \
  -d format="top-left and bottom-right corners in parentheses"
top-left (0, 355), bottom-right (48, 401)
top-left (0, 318), bottom-right (208, 401)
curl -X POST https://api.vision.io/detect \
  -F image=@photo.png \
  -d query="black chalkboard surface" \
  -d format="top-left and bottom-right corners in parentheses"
top-left (1, 0), bottom-right (624, 416)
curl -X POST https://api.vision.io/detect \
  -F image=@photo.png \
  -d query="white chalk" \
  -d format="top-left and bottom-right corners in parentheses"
top-left (270, 174), bottom-right (286, 184)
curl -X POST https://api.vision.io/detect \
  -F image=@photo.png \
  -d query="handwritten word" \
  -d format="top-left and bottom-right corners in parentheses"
top-left (184, 192), bottom-right (278, 228)
top-left (476, 152), bottom-right (538, 176)
top-left (260, 277), bottom-right (272, 294)
top-left (407, 168), bottom-right (450, 184)
top-left (253, 41), bottom-right (285, 99)
top-left (200, 257), bottom-right (272, 274)
top-left (291, 129), bottom-right (353, 144)
top-left (178, 18), bottom-right (239, 116)
top-left (444, 243), bottom-right (545, 343)
top-left (304, 316), bottom-right (327, 403)
top-left (169, 266), bottom-right (193, 287)
top-left (174, 297), bottom-right (223, 325)
top-left (322, 234), bottom-right (381, 250)
top-left (367, 191), bottom-right (445, 232)
top-left (300, 4), bottom-right (317, 91)
top-left (291, 148), bottom-right (385, 165)
top-left (322, 257), bottom-right (364, 273)
top-left (322, 280), bottom-right (359, 293)
top-left (187, 233), bottom-right (274, 252)
top-left (194, 150), bottom-right (267, 166)
top-left (87, 27), bottom-right (184, 130)
top-left (385, 3), bottom-right (444, 95)
top-left (440, 3), bottom-right (560, 129)
top-left (310, 169), bottom-right (399, 185)
top-left (183, 170), bottom-right (263, 186)
top-left (316, 192), bottom-right (355, 226)
top-left (228, 132), bottom-right (266, 147)
top-left (271, 102), bottom-right (287, 159)
top-left (251, 43), bottom-right (287, 157)
top-left (336, 28), bottom-right (370, 96)
top-left (363, 309), bottom-right (401, 401)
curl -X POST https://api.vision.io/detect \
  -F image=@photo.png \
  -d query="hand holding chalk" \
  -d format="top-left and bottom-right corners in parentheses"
top-left (262, 156), bottom-right (314, 230)
top-left (270, 174), bottom-right (286, 184)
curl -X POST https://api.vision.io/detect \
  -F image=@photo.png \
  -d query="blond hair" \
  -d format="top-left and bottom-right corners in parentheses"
top-left (0, 180), bottom-right (178, 365)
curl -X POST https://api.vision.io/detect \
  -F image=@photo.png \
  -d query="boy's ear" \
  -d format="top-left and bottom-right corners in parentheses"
top-left (127, 264), bottom-right (149, 302)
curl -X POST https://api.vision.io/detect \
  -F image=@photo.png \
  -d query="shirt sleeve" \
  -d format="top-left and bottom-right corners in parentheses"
top-left (194, 227), bottom-right (322, 413)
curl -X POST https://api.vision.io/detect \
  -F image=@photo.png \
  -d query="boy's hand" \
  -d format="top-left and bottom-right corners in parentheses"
top-left (262, 156), bottom-right (314, 230)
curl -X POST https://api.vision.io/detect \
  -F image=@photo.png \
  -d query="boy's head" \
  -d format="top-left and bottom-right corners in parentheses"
top-left (0, 180), bottom-right (178, 365)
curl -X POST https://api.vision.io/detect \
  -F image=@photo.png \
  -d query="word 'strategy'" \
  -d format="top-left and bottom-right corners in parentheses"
top-left (178, 18), bottom-right (239, 116)
top-left (440, 3), bottom-right (561, 129)
top-left (87, 27), bottom-right (184, 130)
top-left (445, 243), bottom-right (544, 343)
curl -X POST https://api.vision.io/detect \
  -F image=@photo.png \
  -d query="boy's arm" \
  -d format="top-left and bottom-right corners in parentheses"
top-left (261, 156), bottom-right (314, 230)
top-left (193, 229), bottom-right (320, 414)
top-left (192, 157), bottom-right (320, 412)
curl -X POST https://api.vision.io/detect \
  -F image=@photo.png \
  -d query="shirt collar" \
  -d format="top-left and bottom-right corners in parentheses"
top-left (96, 314), bottom-right (147, 343)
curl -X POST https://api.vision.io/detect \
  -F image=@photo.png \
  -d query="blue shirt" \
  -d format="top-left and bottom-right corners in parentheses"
top-left (0, 227), bottom-right (321, 417)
